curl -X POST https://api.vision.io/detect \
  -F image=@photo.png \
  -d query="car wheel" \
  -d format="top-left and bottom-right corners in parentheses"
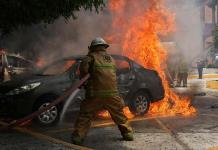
top-left (34, 99), bottom-right (60, 126)
top-left (129, 91), bottom-right (150, 115)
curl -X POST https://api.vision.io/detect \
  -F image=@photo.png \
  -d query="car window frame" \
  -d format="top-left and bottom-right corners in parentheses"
top-left (132, 61), bottom-right (143, 71)
top-left (18, 58), bottom-right (34, 69)
top-left (38, 58), bottom-right (77, 76)
top-left (6, 55), bottom-right (20, 68)
top-left (66, 59), bottom-right (81, 79)
top-left (6, 55), bottom-right (33, 69)
top-left (112, 55), bottom-right (133, 75)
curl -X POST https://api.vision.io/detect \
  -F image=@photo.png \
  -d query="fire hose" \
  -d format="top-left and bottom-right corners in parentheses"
top-left (0, 74), bottom-right (90, 131)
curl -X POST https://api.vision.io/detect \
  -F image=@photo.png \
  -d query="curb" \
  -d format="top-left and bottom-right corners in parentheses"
top-left (206, 80), bottom-right (218, 90)
top-left (189, 74), bottom-right (218, 79)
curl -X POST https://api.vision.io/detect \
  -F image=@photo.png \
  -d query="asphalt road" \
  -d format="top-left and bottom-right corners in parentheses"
top-left (0, 79), bottom-right (218, 150)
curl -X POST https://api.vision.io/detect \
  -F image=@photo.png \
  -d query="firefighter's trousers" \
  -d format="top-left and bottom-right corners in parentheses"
top-left (72, 96), bottom-right (133, 139)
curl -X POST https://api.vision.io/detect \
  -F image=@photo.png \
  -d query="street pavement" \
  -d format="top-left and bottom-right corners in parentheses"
top-left (0, 76), bottom-right (218, 150)
top-left (0, 131), bottom-right (72, 150)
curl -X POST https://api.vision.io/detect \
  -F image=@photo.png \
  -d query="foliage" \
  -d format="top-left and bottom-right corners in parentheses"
top-left (0, 0), bottom-right (105, 34)
top-left (207, 0), bottom-right (218, 8)
top-left (213, 25), bottom-right (218, 51)
top-left (207, 63), bottom-right (218, 68)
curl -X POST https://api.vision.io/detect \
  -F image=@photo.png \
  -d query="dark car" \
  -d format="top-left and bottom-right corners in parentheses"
top-left (0, 50), bottom-right (35, 82)
top-left (0, 55), bottom-right (164, 126)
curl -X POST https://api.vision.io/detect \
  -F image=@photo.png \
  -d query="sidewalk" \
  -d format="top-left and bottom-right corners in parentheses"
top-left (207, 80), bottom-right (218, 90)
top-left (187, 68), bottom-right (218, 97)
top-left (0, 131), bottom-right (72, 150)
top-left (188, 77), bottom-right (218, 97)
top-left (189, 74), bottom-right (218, 79)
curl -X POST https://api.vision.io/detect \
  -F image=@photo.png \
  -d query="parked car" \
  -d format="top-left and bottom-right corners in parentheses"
top-left (0, 50), bottom-right (35, 82)
top-left (0, 55), bottom-right (164, 126)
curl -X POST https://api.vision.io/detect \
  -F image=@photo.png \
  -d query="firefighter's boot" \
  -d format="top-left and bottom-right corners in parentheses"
top-left (71, 135), bottom-right (84, 145)
top-left (122, 132), bottom-right (134, 141)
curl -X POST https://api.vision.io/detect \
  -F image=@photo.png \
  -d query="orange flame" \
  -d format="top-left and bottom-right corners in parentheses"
top-left (98, 0), bottom-right (196, 119)
top-left (36, 57), bottom-right (46, 67)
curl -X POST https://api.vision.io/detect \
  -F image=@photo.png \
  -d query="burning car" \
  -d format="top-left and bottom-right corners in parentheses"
top-left (0, 50), bottom-right (35, 82)
top-left (0, 55), bottom-right (164, 126)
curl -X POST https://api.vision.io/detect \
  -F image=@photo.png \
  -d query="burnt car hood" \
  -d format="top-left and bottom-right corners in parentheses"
top-left (0, 73), bottom-right (58, 94)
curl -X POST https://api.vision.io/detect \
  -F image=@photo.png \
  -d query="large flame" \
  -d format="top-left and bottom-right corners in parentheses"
top-left (99, 0), bottom-right (196, 119)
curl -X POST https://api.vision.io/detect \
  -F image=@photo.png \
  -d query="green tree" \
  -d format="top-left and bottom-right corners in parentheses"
top-left (213, 25), bottom-right (218, 50)
top-left (211, 24), bottom-right (218, 63)
top-left (0, 0), bottom-right (105, 34)
top-left (207, 0), bottom-right (218, 8)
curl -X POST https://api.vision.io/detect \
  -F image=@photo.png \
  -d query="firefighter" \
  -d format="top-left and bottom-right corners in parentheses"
top-left (71, 37), bottom-right (133, 145)
top-left (176, 57), bottom-right (189, 87)
top-left (167, 52), bottom-right (178, 87)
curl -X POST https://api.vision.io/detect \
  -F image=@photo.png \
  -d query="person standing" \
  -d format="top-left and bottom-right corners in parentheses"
top-left (176, 56), bottom-right (189, 87)
top-left (71, 37), bottom-right (133, 145)
top-left (197, 60), bottom-right (204, 79)
top-left (166, 52), bottom-right (178, 87)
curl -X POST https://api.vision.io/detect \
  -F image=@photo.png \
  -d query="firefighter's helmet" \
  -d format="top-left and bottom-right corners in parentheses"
top-left (89, 37), bottom-right (109, 48)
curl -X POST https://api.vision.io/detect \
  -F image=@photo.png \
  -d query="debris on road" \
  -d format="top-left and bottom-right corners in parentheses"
top-left (211, 104), bottom-right (218, 109)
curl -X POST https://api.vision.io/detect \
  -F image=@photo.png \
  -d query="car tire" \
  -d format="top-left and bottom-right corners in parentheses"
top-left (33, 97), bottom-right (60, 126)
top-left (129, 91), bottom-right (150, 116)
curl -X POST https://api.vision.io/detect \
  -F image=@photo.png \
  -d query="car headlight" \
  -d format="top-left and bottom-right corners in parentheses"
top-left (6, 82), bottom-right (41, 96)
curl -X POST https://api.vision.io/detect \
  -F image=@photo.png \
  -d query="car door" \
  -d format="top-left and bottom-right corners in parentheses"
top-left (113, 57), bottom-right (135, 98)
top-left (40, 59), bottom-right (76, 95)
top-left (68, 60), bottom-right (86, 111)
top-left (56, 60), bottom-right (76, 94)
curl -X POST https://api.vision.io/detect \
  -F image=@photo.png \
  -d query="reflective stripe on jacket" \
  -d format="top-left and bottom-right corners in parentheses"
top-left (80, 50), bottom-right (118, 98)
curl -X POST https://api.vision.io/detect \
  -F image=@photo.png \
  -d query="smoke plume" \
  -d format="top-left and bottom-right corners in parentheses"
top-left (167, 0), bottom-right (204, 63)
top-left (1, 9), bottom-right (111, 63)
top-left (1, 0), bottom-right (204, 65)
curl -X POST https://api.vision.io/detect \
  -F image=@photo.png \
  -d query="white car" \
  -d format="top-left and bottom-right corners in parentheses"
top-left (0, 50), bottom-right (35, 82)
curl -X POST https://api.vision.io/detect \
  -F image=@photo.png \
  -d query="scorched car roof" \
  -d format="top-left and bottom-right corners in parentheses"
top-left (60, 54), bottom-right (130, 61)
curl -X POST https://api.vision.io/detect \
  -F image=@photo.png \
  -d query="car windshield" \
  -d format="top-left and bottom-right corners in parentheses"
top-left (7, 56), bottom-right (21, 67)
top-left (7, 55), bottom-right (33, 68)
top-left (40, 60), bottom-right (76, 76)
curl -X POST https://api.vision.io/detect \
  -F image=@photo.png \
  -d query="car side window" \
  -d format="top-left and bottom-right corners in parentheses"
top-left (69, 61), bottom-right (81, 79)
top-left (133, 62), bottom-right (142, 70)
top-left (7, 56), bottom-right (19, 67)
top-left (19, 59), bottom-right (33, 68)
top-left (114, 59), bottom-right (131, 75)
top-left (75, 62), bottom-right (81, 77)
top-left (42, 60), bottom-right (76, 75)
top-left (7, 56), bottom-right (30, 68)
